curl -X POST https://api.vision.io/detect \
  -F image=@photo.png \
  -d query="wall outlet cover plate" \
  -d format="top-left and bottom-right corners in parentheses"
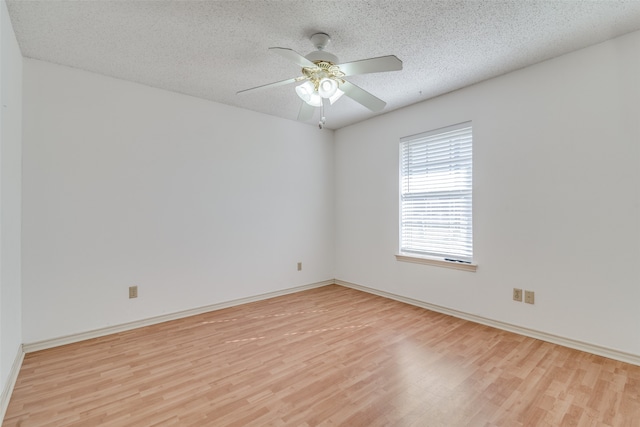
top-left (525, 290), bottom-right (535, 304)
top-left (513, 288), bottom-right (523, 302)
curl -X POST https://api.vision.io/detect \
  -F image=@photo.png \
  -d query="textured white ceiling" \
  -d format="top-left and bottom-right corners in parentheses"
top-left (7, 1), bottom-right (640, 129)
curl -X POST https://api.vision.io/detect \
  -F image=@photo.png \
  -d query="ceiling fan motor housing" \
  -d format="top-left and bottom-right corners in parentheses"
top-left (305, 50), bottom-right (339, 64)
top-left (306, 32), bottom-right (339, 64)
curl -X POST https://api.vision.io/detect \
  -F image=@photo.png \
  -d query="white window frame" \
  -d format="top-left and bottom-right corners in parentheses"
top-left (397, 122), bottom-right (476, 272)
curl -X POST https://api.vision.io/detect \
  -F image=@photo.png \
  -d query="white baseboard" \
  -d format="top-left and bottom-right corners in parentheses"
top-left (335, 279), bottom-right (640, 366)
top-left (0, 344), bottom-right (25, 424)
top-left (23, 280), bottom-right (333, 353)
top-left (22, 277), bottom-right (640, 366)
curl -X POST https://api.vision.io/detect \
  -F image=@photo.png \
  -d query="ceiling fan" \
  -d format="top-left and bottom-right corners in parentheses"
top-left (237, 32), bottom-right (402, 128)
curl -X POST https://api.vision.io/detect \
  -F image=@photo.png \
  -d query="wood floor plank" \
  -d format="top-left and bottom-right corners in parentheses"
top-left (4, 285), bottom-right (640, 426)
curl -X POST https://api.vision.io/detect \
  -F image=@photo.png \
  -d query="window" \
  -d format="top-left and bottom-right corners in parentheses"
top-left (399, 122), bottom-right (473, 265)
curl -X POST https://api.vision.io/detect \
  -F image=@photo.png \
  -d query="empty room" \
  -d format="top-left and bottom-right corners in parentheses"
top-left (1, 1), bottom-right (640, 425)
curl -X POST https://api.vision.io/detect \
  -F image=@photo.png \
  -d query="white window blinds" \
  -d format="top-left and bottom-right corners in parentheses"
top-left (400, 122), bottom-right (473, 262)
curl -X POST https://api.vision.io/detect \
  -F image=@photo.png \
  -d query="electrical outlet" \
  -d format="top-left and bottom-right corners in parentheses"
top-left (525, 290), bottom-right (535, 304)
top-left (297, 262), bottom-right (302, 271)
top-left (129, 286), bottom-right (138, 299)
top-left (513, 288), bottom-right (523, 302)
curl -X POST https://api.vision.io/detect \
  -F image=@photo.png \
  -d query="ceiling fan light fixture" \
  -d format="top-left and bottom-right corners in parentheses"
top-left (295, 81), bottom-right (322, 107)
top-left (306, 92), bottom-right (323, 107)
top-left (295, 81), bottom-right (315, 102)
top-left (318, 77), bottom-right (338, 98)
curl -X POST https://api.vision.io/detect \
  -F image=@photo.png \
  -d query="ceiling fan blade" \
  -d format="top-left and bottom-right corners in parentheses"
top-left (337, 55), bottom-right (402, 76)
top-left (269, 47), bottom-right (317, 68)
top-left (340, 81), bottom-right (386, 112)
top-left (297, 101), bottom-right (315, 121)
top-left (236, 77), bottom-right (300, 95)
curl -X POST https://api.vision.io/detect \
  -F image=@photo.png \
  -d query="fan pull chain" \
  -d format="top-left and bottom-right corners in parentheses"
top-left (319, 103), bottom-right (327, 129)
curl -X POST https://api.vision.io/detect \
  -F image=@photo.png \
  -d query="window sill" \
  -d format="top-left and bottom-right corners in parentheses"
top-left (395, 254), bottom-right (477, 272)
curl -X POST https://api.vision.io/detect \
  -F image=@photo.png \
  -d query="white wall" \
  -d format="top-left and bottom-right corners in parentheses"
top-left (335, 30), bottom-right (640, 356)
top-left (22, 60), bottom-right (334, 343)
top-left (0, 0), bottom-right (22, 392)
top-left (17, 26), bottom-right (640, 357)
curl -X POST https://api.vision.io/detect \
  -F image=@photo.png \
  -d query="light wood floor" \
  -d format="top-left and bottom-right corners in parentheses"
top-left (4, 285), bottom-right (640, 426)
